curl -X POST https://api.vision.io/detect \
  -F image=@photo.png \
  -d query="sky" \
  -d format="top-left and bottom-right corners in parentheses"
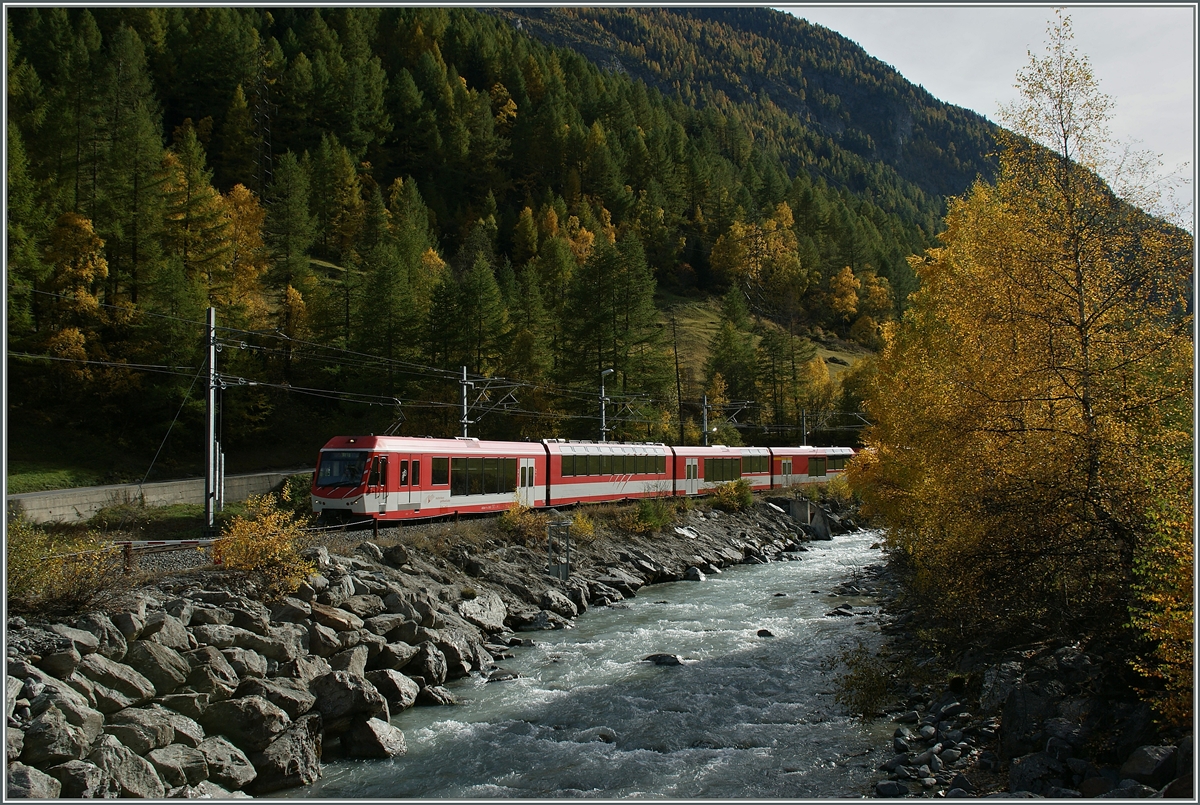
top-left (778, 4), bottom-right (1196, 224)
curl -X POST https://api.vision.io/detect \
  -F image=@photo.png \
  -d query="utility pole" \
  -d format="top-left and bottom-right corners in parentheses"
top-left (671, 315), bottom-right (684, 445)
top-left (600, 368), bottom-right (614, 442)
top-left (460, 366), bottom-right (473, 437)
top-left (702, 394), bottom-right (709, 446)
top-left (802, 409), bottom-right (808, 446)
top-left (204, 307), bottom-right (217, 534)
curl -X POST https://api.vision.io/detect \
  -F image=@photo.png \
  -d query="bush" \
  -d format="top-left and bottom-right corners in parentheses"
top-left (571, 511), bottom-right (596, 542)
top-left (498, 500), bottom-right (548, 544)
top-left (213, 493), bottom-right (315, 599)
top-left (280, 473), bottom-right (314, 517)
top-left (712, 479), bottom-right (753, 512)
top-left (7, 517), bottom-right (122, 615)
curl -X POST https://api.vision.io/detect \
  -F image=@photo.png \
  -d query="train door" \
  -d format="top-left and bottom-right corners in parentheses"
top-left (685, 458), bottom-right (699, 495)
top-left (366, 455), bottom-right (390, 514)
top-left (397, 456), bottom-right (414, 509)
top-left (518, 458), bottom-right (537, 507)
top-left (781, 458), bottom-right (793, 488)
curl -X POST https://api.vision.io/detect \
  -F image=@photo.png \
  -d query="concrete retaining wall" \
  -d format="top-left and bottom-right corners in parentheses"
top-left (7, 469), bottom-right (313, 524)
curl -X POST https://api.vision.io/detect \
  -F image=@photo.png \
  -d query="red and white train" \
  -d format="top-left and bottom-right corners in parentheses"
top-left (311, 435), bottom-right (854, 522)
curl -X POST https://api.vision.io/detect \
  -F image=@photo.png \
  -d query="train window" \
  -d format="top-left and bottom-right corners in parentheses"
top-left (828, 456), bottom-right (846, 471)
top-left (411, 461), bottom-right (420, 486)
top-left (368, 456), bottom-right (386, 487)
top-left (639, 455), bottom-right (648, 474)
top-left (599, 455), bottom-right (610, 475)
top-left (501, 458), bottom-right (517, 493)
top-left (451, 458), bottom-right (468, 496)
top-left (468, 458), bottom-right (484, 494)
top-left (483, 458), bottom-right (499, 494)
top-left (658, 455), bottom-right (666, 474)
top-left (809, 457), bottom-right (827, 477)
top-left (432, 457), bottom-right (449, 486)
top-left (586, 455), bottom-right (599, 476)
top-left (317, 451), bottom-right (367, 487)
top-left (398, 460), bottom-right (409, 486)
top-left (561, 455), bottom-right (573, 477)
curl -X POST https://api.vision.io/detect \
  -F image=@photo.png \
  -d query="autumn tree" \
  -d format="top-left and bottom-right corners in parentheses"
top-left (851, 13), bottom-right (1193, 717)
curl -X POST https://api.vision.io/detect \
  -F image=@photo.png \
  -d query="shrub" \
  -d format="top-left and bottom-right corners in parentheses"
top-left (498, 499), bottom-right (548, 544)
top-left (712, 479), bottom-right (753, 512)
top-left (7, 517), bottom-right (122, 615)
top-left (571, 511), bottom-right (596, 542)
top-left (213, 493), bottom-right (314, 599)
top-left (280, 473), bottom-right (315, 517)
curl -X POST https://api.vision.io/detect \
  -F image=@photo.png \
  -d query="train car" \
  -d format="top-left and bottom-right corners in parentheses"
top-left (543, 440), bottom-right (672, 507)
top-left (740, 446), bottom-right (772, 492)
top-left (669, 444), bottom-right (750, 496)
top-left (311, 435), bottom-right (546, 521)
top-left (768, 445), bottom-right (856, 489)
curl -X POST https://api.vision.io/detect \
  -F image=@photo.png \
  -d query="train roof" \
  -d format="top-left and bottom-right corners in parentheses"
top-left (318, 435), bottom-right (545, 455)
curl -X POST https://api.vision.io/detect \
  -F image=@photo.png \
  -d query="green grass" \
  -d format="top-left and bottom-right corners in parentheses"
top-left (6, 462), bottom-right (106, 494)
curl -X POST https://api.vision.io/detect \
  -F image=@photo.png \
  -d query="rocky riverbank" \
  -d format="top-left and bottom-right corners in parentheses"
top-left (851, 561), bottom-right (1194, 799)
top-left (6, 497), bottom-right (850, 798)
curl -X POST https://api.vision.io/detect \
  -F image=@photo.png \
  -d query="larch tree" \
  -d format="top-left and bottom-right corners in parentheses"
top-left (850, 12), bottom-right (1193, 720)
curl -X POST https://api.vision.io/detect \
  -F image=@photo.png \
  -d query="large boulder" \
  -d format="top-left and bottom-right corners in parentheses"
top-left (311, 601), bottom-right (364, 632)
top-left (196, 736), bottom-right (256, 791)
top-left (104, 706), bottom-right (177, 754)
top-left (539, 589), bottom-right (578, 619)
top-left (77, 654), bottom-right (156, 710)
top-left (1009, 751), bottom-right (1067, 796)
top-left (36, 645), bottom-right (81, 679)
top-left (222, 647), bottom-right (268, 679)
top-left (141, 612), bottom-right (192, 652)
top-left (368, 641), bottom-right (420, 672)
top-left (457, 591), bottom-right (508, 633)
top-left (147, 743), bottom-right (209, 787)
top-left (6, 761), bottom-right (63, 798)
top-left (365, 670), bottom-right (420, 711)
top-left (278, 655), bottom-right (333, 687)
top-left (235, 677), bottom-right (316, 720)
top-left (124, 640), bottom-right (190, 695)
top-left (45, 758), bottom-right (121, 798)
top-left (48, 623), bottom-right (101, 656)
top-left (999, 682), bottom-right (1058, 759)
top-left (415, 685), bottom-right (457, 706)
top-left (157, 692), bottom-right (210, 722)
top-left (183, 645), bottom-right (240, 701)
top-left (1120, 745), bottom-right (1178, 789)
top-left (199, 695), bottom-right (291, 752)
top-left (341, 594), bottom-right (386, 619)
top-left (247, 713), bottom-right (323, 794)
top-left (402, 642), bottom-right (448, 686)
top-left (144, 704), bottom-right (205, 748)
top-left (363, 613), bottom-right (411, 642)
top-left (342, 716), bottom-right (407, 758)
top-left (329, 645), bottom-right (371, 677)
top-left (21, 705), bottom-right (90, 765)
top-left (309, 671), bottom-right (389, 734)
top-left (435, 630), bottom-right (481, 680)
top-left (88, 737), bottom-right (167, 798)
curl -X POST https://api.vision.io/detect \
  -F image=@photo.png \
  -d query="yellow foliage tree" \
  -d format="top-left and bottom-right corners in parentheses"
top-left (851, 12), bottom-right (1193, 698)
top-left (215, 492), bottom-right (315, 599)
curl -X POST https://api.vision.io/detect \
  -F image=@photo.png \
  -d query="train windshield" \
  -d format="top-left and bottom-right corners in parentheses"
top-left (316, 450), bottom-right (368, 487)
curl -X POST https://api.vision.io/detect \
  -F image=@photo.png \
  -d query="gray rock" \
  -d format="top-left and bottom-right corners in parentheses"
top-left (222, 647), bottom-right (268, 679)
top-left (875, 780), bottom-right (909, 797)
top-left (684, 566), bottom-right (706, 581)
top-left (147, 744), bottom-right (209, 787)
top-left (1009, 751), bottom-right (1067, 796)
top-left (188, 623), bottom-right (254, 649)
top-left (157, 693), bottom-right (210, 722)
top-left (457, 591), bottom-right (507, 632)
top-left (88, 740), bottom-right (167, 798)
top-left (7, 728), bottom-right (24, 762)
top-left (77, 653), bottom-right (156, 707)
top-left (341, 594), bottom-right (386, 619)
top-left (310, 601), bottom-right (365, 631)
top-left (1120, 745), bottom-right (1178, 789)
top-left (125, 639), bottom-right (190, 695)
top-left (142, 611), bottom-right (193, 652)
top-left (229, 601), bottom-right (273, 635)
top-left (365, 670), bottom-right (420, 711)
top-left (36, 645), bottom-right (82, 679)
top-left (980, 660), bottom-right (1024, 714)
top-left (415, 685), bottom-right (457, 706)
top-left (45, 758), bottom-right (120, 798)
top-left (183, 645), bottom-right (239, 700)
top-left (643, 653), bottom-right (683, 666)
top-left (197, 736), bottom-right (256, 791)
top-left (1160, 774), bottom-right (1193, 798)
top-left (238, 626), bottom-right (302, 662)
top-left (310, 671), bottom-right (389, 733)
top-left (247, 713), bottom-right (322, 794)
top-left (111, 611), bottom-right (145, 642)
top-left (368, 641), bottom-right (420, 672)
top-left (199, 695), bottom-right (291, 752)
top-left (402, 641), bottom-right (448, 685)
top-left (330, 645), bottom-right (371, 677)
top-left (166, 597), bottom-right (197, 624)
top-left (235, 677), bottom-right (316, 720)
top-left (7, 761), bottom-right (63, 798)
top-left (270, 597), bottom-right (313, 622)
top-left (363, 613), bottom-right (411, 641)
top-left (21, 705), bottom-right (89, 765)
top-left (277, 654), bottom-right (333, 686)
top-left (188, 605), bottom-right (233, 626)
top-left (540, 588), bottom-right (579, 619)
top-left (105, 706), bottom-right (177, 754)
top-left (435, 629), bottom-right (481, 680)
top-left (1000, 683), bottom-right (1056, 759)
top-left (342, 716), bottom-right (407, 758)
top-left (49, 623), bottom-right (101, 655)
top-left (144, 704), bottom-right (205, 747)
top-left (308, 621), bottom-right (342, 657)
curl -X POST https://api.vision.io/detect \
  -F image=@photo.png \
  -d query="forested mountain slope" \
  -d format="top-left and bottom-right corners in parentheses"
top-left (6, 7), bottom-right (1002, 478)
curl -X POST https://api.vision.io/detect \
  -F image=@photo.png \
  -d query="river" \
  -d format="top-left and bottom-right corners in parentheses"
top-left (273, 529), bottom-right (894, 798)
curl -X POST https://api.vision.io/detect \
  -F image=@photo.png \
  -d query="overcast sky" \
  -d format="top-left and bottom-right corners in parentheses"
top-left (778, 4), bottom-right (1196, 223)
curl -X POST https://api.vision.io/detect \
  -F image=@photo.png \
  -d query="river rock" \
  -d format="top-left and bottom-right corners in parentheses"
top-left (147, 743), bottom-right (209, 787)
top-left (1119, 745), bottom-right (1178, 789)
top-left (683, 566), bottom-right (705, 581)
top-left (341, 594), bottom-right (386, 619)
top-left (980, 660), bottom-right (1024, 715)
top-left (7, 728), bottom-right (24, 762)
top-left (367, 641), bottom-right (420, 672)
top-left (157, 693), bottom-right (210, 722)
top-left (199, 695), bottom-right (291, 752)
top-left (643, 653), bottom-right (683, 666)
top-left (229, 600), bottom-right (272, 635)
top-left (343, 716), bottom-right (408, 761)
top-left (310, 671), bottom-right (389, 733)
top-left (435, 629), bottom-right (483, 680)
top-left (330, 645), bottom-right (371, 677)
top-left (365, 670), bottom-right (420, 711)
top-left (875, 780), bottom-right (909, 797)
top-left (222, 647), bottom-right (268, 679)
top-left (48, 623), bottom-right (101, 656)
top-left (105, 706), bottom-right (177, 754)
top-left (247, 713), bottom-right (323, 794)
top-left (236, 677), bottom-right (316, 720)
top-left (35, 645), bottom-right (81, 679)
top-left (197, 736), bottom-right (256, 791)
top-left (78, 654), bottom-right (156, 708)
top-left (278, 655), bottom-right (333, 686)
top-left (310, 601), bottom-right (365, 632)
top-left (453, 591), bottom-right (505, 632)
top-left (540, 588), bottom-right (579, 619)
top-left (1009, 751), bottom-right (1066, 795)
top-left (45, 758), bottom-right (120, 798)
top-left (189, 605), bottom-right (234, 626)
top-left (403, 642), bottom-right (448, 686)
top-left (7, 761), bottom-right (63, 798)
top-left (184, 646), bottom-right (240, 701)
top-left (88, 738), bottom-right (167, 799)
top-left (271, 597), bottom-right (313, 623)
top-left (415, 685), bottom-right (457, 706)
top-left (111, 610), bottom-right (145, 642)
top-left (142, 612), bottom-right (193, 652)
top-left (21, 705), bottom-right (89, 765)
top-left (144, 704), bottom-right (205, 747)
top-left (124, 639), bottom-right (190, 695)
